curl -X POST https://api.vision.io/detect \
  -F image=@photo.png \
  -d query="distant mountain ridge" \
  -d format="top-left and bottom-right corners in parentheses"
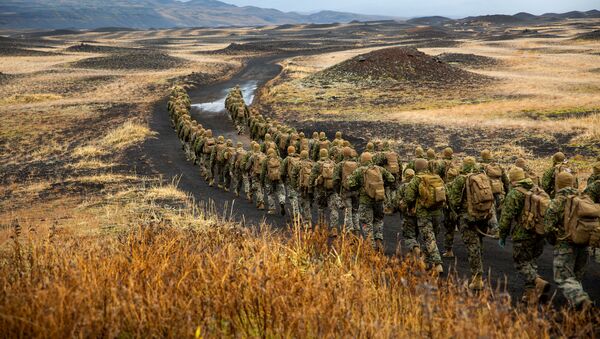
top-left (0, 0), bottom-right (391, 29)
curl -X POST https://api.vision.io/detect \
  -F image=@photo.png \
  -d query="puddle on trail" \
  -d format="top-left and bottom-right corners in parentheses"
top-left (192, 80), bottom-right (258, 113)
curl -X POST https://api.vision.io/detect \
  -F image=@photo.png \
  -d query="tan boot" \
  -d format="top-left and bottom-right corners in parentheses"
top-left (257, 202), bottom-right (265, 210)
top-left (469, 275), bottom-right (484, 291)
top-left (433, 264), bottom-right (444, 274)
top-left (534, 276), bottom-right (550, 302)
top-left (442, 249), bottom-right (454, 258)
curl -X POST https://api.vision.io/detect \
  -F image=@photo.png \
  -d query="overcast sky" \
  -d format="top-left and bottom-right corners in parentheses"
top-left (219, 0), bottom-right (598, 18)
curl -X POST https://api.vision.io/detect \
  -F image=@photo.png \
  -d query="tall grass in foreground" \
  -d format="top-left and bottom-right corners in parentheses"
top-left (0, 219), bottom-right (597, 338)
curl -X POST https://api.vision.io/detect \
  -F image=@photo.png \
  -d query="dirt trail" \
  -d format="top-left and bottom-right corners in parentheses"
top-left (140, 54), bottom-right (600, 305)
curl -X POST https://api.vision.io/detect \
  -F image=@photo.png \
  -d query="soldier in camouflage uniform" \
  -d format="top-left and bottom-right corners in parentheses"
top-left (197, 129), bottom-right (215, 183)
top-left (311, 132), bottom-right (331, 162)
top-left (396, 169), bottom-right (419, 254)
top-left (245, 142), bottom-right (266, 210)
top-left (231, 142), bottom-right (250, 199)
top-left (584, 162), bottom-right (600, 263)
top-left (436, 147), bottom-right (455, 180)
top-left (261, 133), bottom-right (279, 155)
top-left (221, 139), bottom-right (236, 191)
top-left (310, 148), bottom-right (339, 229)
top-left (292, 150), bottom-right (314, 224)
top-left (282, 146), bottom-right (301, 219)
top-left (334, 146), bottom-right (360, 233)
top-left (426, 148), bottom-right (437, 174)
top-left (331, 131), bottom-right (345, 148)
top-left (347, 152), bottom-right (396, 249)
top-left (261, 148), bottom-right (286, 215)
top-left (515, 158), bottom-right (540, 187)
top-left (442, 167), bottom-right (459, 258)
top-left (373, 140), bottom-right (401, 215)
top-left (542, 152), bottom-right (578, 198)
top-left (544, 171), bottom-right (593, 310)
top-left (404, 146), bottom-right (425, 175)
top-left (365, 142), bottom-right (375, 154)
top-left (480, 149), bottom-right (509, 238)
top-left (448, 157), bottom-right (491, 290)
top-left (404, 159), bottom-right (444, 273)
top-left (209, 136), bottom-right (227, 189)
top-left (499, 167), bottom-right (550, 305)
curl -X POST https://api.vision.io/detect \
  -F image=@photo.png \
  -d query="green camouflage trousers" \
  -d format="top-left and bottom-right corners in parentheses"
top-left (553, 241), bottom-right (590, 307)
top-left (250, 176), bottom-right (264, 206)
top-left (222, 163), bottom-right (232, 189)
top-left (201, 153), bottom-right (212, 180)
top-left (341, 191), bottom-right (359, 233)
top-left (287, 186), bottom-right (300, 219)
top-left (232, 171), bottom-right (250, 197)
top-left (459, 217), bottom-right (488, 279)
top-left (359, 199), bottom-right (384, 242)
top-left (402, 214), bottom-right (419, 251)
top-left (299, 191), bottom-right (313, 225)
top-left (314, 188), bottom-right (340, 229)
top-left (513, 236), bottom-right (545, 289)
top-left (264, 179), bottom-right (286, 212)
top-left (213, 162), bottom-right (226, 187)
top-left (443, 208), bottom-right (457, 251)
top-left (417, 215), bottom-right (443, 266)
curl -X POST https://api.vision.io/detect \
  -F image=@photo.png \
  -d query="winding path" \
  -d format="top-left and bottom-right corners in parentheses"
top-left (141, 54), bottom-right (600, 305)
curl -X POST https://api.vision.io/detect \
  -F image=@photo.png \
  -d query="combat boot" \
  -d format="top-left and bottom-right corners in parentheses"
top-left (534, 276), bottom-right (550, 301)
top-left (280, 203), bottom-right (286, 216)
top-left (257, 201), bottom-right (265, 210)
top-left (432, 264), bottom-right (444, 275)
top-left (224, 186), bottom-right (229, 192)
top-left (246, 193), bottom-right (252, 202)
top-left (442, 249), bottom-right (454, 258)
top-left (209, 179), bottom-right (214, 187)
top-left (218, 184), bottom-right (224, 189)
top-left (469, 275), bottom-right (484, 291)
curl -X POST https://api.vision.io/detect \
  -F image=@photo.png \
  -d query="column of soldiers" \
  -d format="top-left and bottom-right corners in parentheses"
top-left (169, 85), bottom-right (600, 310)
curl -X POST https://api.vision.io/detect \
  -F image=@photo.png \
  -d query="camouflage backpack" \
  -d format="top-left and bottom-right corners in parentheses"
top-left (287, 156), bottom-right (300, 183)
top-left (465, 173), bottom-right (495, 220)
top-left (203, 138), bottom-right (216, 154)
top-left (235, 149), bottom-right (247, 170)
top-left (299, 160), bottom-right (313, 189)
top-left (279, 133), bottom-right (289, 150)
top-left (320, 161), bottom-right (335, 189)
top-left (224, 146), bottom-right (235, 162)
top-left (253, 153), bottom-right (266, 175)
top-left (485, 163), bottom-right (505, 195)
top-left (417, 174), bottom-right (446, 209)
top-left (319, 140), bottom-right (330, 151)
top-left (299, 138), bottom-right (310, 152)
top-left (267, 157), bottom-right (281, 181)
top-left (563, 193), bottom-right (600, 246)
top-left (342, 161), bottom-right (359, 190)
top-left (364, 167), bottom-right (385, 201)
top-left (385, 151), bottom-right (400, 175)
top-left (515, 186), bottom-right (550, 235)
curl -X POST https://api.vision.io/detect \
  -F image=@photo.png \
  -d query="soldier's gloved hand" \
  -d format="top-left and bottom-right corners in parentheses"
top-left (498, 238), bottom-right (506, 248)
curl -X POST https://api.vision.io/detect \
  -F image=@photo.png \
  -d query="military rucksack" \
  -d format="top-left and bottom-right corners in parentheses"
top-left (515, 186), bottom-right (550, 235)
top-left (287, 156), bottom-right (300, 182)
top-left (224, 147), bottom-right (235, 162)
top-left (267, 157), bottom-right (281, 181)
top-left (203, 138), bottom-right (216, 154)
top-left (465, 173), bottom-right (495, 220)
top-left (253, 153), bottom-right (266, 175)
top-left (342, 161), bottom-right (359, 190)
top-left (485, 163), bottom-right (505, 195)
top-left (299, 161), bottom-right (313, 189)
top-left (385, 151), bottom-right (400, 174)
top-left (320, 161), bottom-right (335, 189)
top-left (417, 174), bottom-right (446, 209)
top-left (563, 193), bottom-right (600, 246)
top-left (279, 133), bottom-right (289, 150)
top-left (319, 140), bottom-right (330, 151)
top-left (554, 163), bottom-right (575, 193)
top-left (235, 149), bottom-right (247, 170)
top-left (215, 143), bottom-right (227, 162)
top-left (299, 138), bottom-right (309, 152)
top-left (364, 167), bottom-right (385, 201)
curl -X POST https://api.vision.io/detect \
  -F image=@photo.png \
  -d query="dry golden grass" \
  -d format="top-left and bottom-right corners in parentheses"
top-left (100, 120), bottom-right (157, 151)
top-left (0, 180), bottom-right (598, 338)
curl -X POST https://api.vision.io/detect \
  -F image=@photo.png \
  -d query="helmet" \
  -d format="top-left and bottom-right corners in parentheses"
top-left (319, 148), bottom-right (329, 160)
top-left (415, 158), bottom-right (428, 172)
top-left (515, 158), bottom-right (526, 169)
top-left (556, 171), bottom-right (574, 190)
top-left (267, 148), bottom-right (276, 156)
top-left (217, 136), bottom-right (224, 143)
top-left (462, 156), bottom-right (476, 171)
top-left (236, 142), bottom-right (243, 148)
top-left (481, 149), bottom-right (492, 161)
top-left (252, 143), bottom-right (260, 152)
top-left (552, 152), bottom-right (566, 164)
top-left (300, 150), bottom-right (309, 159)
top-left (299, 132), bottom-right (305, 138)
top-left (443, 147), bottom-right (453, 159)
top-left (426, 148), bottom-right (435, 160)
top-left (205, 129), bottom-right (213, 137)
top-left (312, 131), bottom-right (319, 139)
top-left (226, 139), bottom-right (233, 146)
top-left (335, 131), bottom-right (342, 139)
top-left (366, 142), bottom-right (374, 152)
top-left (264, 133), bottom-right (272, 141)
top-left (415, 146), bottom-right (424, 158)
top-left (288, 145), bottom-right (296, 155)
top-left (360, 152), bottom-right (373, 165)
top-left (319, 131), bottom-right (326, 139)
top-left (342, 147), bottom-right (353, 158)
top-left (508, 167), bottom-right (525, 183)
top-left (404, 168), bottom-right (415, 181)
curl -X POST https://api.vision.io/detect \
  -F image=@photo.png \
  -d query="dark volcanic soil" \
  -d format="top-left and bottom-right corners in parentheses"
top-left (311, 47), bottom-right (490, 86)
top-left (71, 51), bottom-right (187, 70)
top-left (436, 52), bottom-right (500, 68)
top-left (65, 43), bottom-right (142, 54)
top-left (575, 29), bottom-right (600, 40)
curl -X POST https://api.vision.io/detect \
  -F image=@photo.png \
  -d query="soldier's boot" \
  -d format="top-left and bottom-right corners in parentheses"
top-left (257, 201), bottom-right (265, 210)
top-left (224, 186), bottom-right (229, 192)
top-left (280, 203), bottom-right (286, 216)
top-left (442, 249), bottom-right (455, 258)
top-left (209, 179), bottom-right (214, 187)
top-left (218, 183), bottom-right (224, 189)
top-left (468, 275), bottom-right (484, 291)
top-left (432, 264), bottom-right (444, 275)
top-left (534, 276), bottom-right (550, 302)
top-left (246, 193), bottom-right (253, 202)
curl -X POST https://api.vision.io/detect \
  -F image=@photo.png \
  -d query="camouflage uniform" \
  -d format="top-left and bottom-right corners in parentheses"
top-left (544, 183), bottom-right (591, 308)
top-left (221, 139), bottom-right (236, 191)
top-left (373, 141), bottom-right (401, 215)
top-left (448, 157), bottom-right (491, 288)
top-left (197, 130), bottom-right (215, 183)
top-left (310, 149), bottom-right (339, 229)
top-left (541, 152), bottom-right (578, 198)
top-left (334, 147), bottom-right (360, 233)
top-left (261, 149), bottom-right (286, 215)
top-left (231, 143), bottom-right (250, 198)
top-left (404, 161), bottom-right (443, 268)
top-left (585, 166), bottom-right (600, 264)
top-left (404, 146), bottom-right (424, 175)
top-left (245, 143), bottom-right (265, 210)
top-left (291, 150), bottom-right (314, 224)
top-left (347, 153), bottom-right (396, 247)
top-left (396, 170), bottom-right (419, 252)
top-left (311, 132), bottom-right (331, 162)
top-left (282, 146), bottom-right (301, 219)
top-left (209, 136), bottom-right (227, 189)
top-left (499, 177), bottom-right (546, 298)
top-left (442, 168), bottom-right (459, 256)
